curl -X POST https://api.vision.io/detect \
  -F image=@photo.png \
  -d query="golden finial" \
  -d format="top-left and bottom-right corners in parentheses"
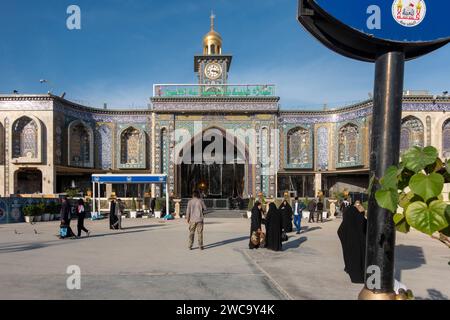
top-left (210, 10), bottom-right (216, 31)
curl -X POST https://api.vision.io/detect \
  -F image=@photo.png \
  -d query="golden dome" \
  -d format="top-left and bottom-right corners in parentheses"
top-left (203, 12), bottom-right (222, 55)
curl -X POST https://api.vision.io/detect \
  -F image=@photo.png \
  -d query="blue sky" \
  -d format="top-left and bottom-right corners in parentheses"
top-left (0, 0), bottom-right (449, 110)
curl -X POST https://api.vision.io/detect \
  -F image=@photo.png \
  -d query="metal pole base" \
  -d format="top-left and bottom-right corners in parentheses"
top-left (358, 287), bottom-right (408, 300)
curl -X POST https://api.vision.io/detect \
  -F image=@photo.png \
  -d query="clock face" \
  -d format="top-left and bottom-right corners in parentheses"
top-left (204, 62), bottom-right (223, 80)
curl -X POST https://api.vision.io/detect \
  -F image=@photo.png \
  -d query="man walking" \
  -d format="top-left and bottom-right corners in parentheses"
top-left (316, 200), bottom-right (324, 223)
top-left (308, 199), bottom-right (316, 223)
top-left (293, 197), bottom-right (306, 234)
top-left (186, 190), bottom-right (207, 250)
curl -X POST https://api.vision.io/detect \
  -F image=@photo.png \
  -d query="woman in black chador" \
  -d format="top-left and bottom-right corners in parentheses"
top-left (109, 196), bottom-right (120, 230)
top-left (265, 202), bottom-right (283, 251)
top-left (249, 201), bottom-right (263, 249)
top-left (279, 200), bottom-right (293, 233)
top-left (337, 204), bottom-right (367, 283)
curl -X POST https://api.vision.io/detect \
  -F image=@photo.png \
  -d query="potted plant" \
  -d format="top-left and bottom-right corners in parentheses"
top-left (130, 197), bottom-right (137, 219)
top-left (247, 197), bottom-right (254, 219)
top-left (33, 203), bottom-right (44, 222)
top-left (23, 205), bottom-right (35, 223)
top-left (154, 198), bottom-right (163, 218)
top-left (47, 202), bottom-right (56, 221)
top-left (42, 202), bottom-right (51, 221)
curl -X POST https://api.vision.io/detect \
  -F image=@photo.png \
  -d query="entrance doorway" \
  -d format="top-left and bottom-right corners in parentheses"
top-left (176, 128), bottom-right (247, 199)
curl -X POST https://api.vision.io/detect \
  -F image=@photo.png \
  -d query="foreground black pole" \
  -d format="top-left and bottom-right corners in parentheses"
top-left (359, 51), bottom-right (405, 300)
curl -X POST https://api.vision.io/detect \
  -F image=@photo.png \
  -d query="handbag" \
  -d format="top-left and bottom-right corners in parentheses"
top-left (259, 232), bottom-right (266, 248)
top-left (60, 226), bottom-right (68, 238)
top-left (251, 231), bottom-right (260, 246)
top-left (281, 231), bottom-right (288, 242)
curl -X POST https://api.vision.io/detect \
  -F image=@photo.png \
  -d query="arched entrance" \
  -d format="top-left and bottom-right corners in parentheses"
top-left (15, 169), bottom-right (42, 194)
top-left (176, 128), bottom-right (249, 200)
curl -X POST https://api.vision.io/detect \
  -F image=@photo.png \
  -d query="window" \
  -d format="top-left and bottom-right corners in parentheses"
top-left (12, 116), bottom-right (38, 159)
top-left (120, 127), bottom-right (141, 165)
top-left (69, 121), bottom-right (92, 167)
top-left (400, 116), bottom-right (424, 154)
top-left (338, 123), bottom-right (359, 164)
top-left (443, 119), bottom-right (450, 158)
top-left (287, 127), bottom-right (310, 165)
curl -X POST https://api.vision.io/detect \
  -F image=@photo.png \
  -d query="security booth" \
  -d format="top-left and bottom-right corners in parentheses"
top-left (91, 174), bottom-right (169, 217)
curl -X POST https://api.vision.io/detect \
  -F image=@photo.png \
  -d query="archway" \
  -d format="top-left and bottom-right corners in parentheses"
top-left (176, 127), bottom-right (249, 200)
top-left (15, 169), bottom-right (42, 194)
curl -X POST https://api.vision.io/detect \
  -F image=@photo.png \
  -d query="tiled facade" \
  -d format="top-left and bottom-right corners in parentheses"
top-left (0, 94), bottom-right (449, 199)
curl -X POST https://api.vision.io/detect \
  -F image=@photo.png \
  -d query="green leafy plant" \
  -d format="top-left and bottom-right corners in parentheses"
top-left (23, 205), bottom-right (35, 217)
top-left (373, 146), bottom-right (450, 248)
top-left (131, 198), bottom-right (137, 211)
top-left (65, 188), bottom-right (80, 199)
top-left (155, 198), bottom-right (163, 212)
top-left (35, 203), bottom-right (46, 216)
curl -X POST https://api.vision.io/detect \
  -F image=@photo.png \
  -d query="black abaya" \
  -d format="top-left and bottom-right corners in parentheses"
top-left (279, 202), bottom-right (293, 233)
top-left (337, 205), bottom-right (367, 284)
top-left (265, 203), bottom-right (282, 251)
top-left (109, 201), bottom-right (119, 230)
top-left (249, 205), bottom-right (262, 249)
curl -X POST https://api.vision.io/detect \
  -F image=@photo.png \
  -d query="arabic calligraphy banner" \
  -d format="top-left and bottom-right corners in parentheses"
top-left (153, 85), bottom-right (276, 98)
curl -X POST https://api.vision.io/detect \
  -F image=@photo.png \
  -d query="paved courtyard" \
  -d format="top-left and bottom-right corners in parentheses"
top-left (0, 215), bottom-right (449, 300)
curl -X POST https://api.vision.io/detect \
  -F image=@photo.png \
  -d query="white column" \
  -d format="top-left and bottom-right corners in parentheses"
top-left (92, 181), bottom-right (96, 215)
top-left (165, 181), bottom-right (169, 216)
top-left (314, 173), bottom-right (322, 198)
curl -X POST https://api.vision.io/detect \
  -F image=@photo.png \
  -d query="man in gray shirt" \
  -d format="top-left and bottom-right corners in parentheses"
top-left (186, 190), bottom-right (207, 250)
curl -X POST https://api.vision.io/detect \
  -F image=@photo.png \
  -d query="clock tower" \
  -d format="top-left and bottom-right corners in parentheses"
top-left (194, 13), bottom-right (232, 87)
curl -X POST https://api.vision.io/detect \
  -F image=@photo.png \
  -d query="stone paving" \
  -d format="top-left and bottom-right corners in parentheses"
top-left (0, 216), bottom-right (449, 300)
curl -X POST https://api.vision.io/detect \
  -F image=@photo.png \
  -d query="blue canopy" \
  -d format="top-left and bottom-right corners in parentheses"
top-left (91, 174), bottom-right (167, 184)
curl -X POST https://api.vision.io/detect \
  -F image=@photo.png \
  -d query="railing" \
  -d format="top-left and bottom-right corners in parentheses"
top-left (153, 84), bottom-right (276, 98)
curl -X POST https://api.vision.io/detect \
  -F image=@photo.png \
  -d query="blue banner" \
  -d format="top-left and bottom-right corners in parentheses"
top-left (313, 0), bottom-right (450, 43)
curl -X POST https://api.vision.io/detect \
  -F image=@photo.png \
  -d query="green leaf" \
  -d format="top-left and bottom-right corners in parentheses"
top-left (375, 188), bottom-right (399, 213)
top-left (402, 146), bottom-right (439, 173)
top-left (446, 159), bottom-right (450, 175)
top-left (393, 213), bottom-right (411, 233)
top-left (441, 206), bottom-right (450, 237)
top-left (409, 173), bottom-right (444, 202)
top-left (405, 200), bottom-right (449, 235)
top-left (425, 157), bottom-right (443, 174)
top-left (399, 191), bottom-right (414, 210)
top-left (379, 166), bottom-right (399, 190)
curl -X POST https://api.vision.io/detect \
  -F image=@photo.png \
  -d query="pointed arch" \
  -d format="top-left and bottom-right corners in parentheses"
top-left (338, 123), bottom-right (359, 165)
top-left (11, 115), bottom-right (42, 163)
top-left (118, 126), bottom-right (146, 169)
top-left (400, 116), bottom-right (424, 153)
top-left (68, 120), bottom-right (94, 168)
top-left (287, 126), bottom-right (311, 165)
top-left (442, 118), bottom-right (450, 158)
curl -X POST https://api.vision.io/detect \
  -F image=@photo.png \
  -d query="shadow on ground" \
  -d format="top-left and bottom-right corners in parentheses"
top-left (394, 244), bottom-right (426, 281)
top-left (284, 237), bottom-right (308, 250)
top-left (203, 236), bottom-right (248, 250)
top-left (416, 289), bottom-right (449, 300)
top-left (301, 226), bottom-right (322, 234)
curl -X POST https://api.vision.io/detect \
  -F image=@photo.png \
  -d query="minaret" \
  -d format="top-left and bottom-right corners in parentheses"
top-left (194, 13), bottom-right (232, 86)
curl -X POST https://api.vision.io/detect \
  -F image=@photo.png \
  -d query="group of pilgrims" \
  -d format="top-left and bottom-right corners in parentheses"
top-left (248, 198), bottom-right (299, 252)
top-left (248, 196), bottom-right (371, 285)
